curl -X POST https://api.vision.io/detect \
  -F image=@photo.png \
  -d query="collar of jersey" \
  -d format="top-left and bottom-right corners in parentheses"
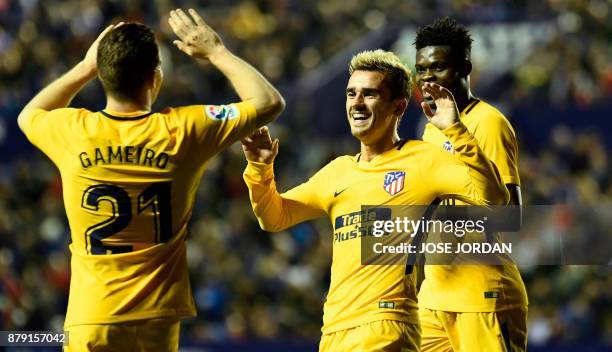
top-left (100, 110), bottom-right (153, 121)
top-left (354, 139), bottom-right (407, 166)
top-left (460, 99), bottom-right (480, 119)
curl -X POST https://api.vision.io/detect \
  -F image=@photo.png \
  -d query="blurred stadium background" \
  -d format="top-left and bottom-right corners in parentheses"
top-left (0, 0), bottom-right (610, 351)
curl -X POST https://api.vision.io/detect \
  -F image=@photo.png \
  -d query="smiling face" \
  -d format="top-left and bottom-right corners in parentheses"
top-left (345, 70), bottom-right (403, 145)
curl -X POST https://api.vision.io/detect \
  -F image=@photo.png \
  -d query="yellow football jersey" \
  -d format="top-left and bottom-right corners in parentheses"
top-left (20, 102), bottom-right (257, 327)
top-left (244, 122), bottom-right (508, 334)
top-left (420, 99), bottom-right (528, 312)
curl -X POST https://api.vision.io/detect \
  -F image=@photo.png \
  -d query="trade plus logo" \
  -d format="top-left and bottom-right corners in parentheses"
top-left (333, 208), bottom-right (391, 243)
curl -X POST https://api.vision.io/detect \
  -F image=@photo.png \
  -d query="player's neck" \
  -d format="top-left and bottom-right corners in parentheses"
top-left (359, 134), bottom-right (400, 162)
top-left (455, 88), bottom-right (476, 113)
top-left (105, 96), bottom-right (151, 114)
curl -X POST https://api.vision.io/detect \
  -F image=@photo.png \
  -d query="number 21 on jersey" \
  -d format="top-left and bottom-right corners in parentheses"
top-left (81, 181), bottom-right (172, 254)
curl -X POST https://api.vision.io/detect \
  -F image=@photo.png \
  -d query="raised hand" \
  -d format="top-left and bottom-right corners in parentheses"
top-left (420, 82), bottom-right (460, 130)
top-left (241, 126), bottom-right (279, 164)
top-left (168, 8), bottom-right (225, 61)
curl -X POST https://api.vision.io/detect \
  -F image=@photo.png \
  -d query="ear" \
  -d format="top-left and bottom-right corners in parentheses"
top-left (459, 59), bottom-right (472, 77)
top-left (152, 67), bottom-right (163, 89)
top-left (394, 98), bottom-right (408, 117)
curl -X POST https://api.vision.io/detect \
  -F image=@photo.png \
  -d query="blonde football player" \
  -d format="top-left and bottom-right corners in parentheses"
top-left (18, 8), bottom-right (284, 351)
top-left (414, 18), bottom-right (527, 352)
top-left (241, 50), bottom-right (508, 351)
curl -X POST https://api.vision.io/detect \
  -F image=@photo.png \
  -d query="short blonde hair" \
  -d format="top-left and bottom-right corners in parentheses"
top-left (349, 49), bottom-right (413, 101)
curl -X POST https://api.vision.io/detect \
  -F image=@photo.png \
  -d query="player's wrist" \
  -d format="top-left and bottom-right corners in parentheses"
top-left (432, 118), bottom-right (458, 131)
top-left (244, 160), bottom-right (274, 182)
top-left (441, 121), bottom-right (471, 147)
top-left (248, 157), bottom-right (274, 165)
top-left (441, 120), bottom-right (464, 132)
top-left (74, 61), bottom-right (98, 80)
top-left (207, 46), bottom-right (231, 65)
top-left (247, 159), bottom-right (274, 167)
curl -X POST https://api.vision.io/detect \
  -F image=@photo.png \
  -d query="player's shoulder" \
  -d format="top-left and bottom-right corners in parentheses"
top-left (27, 107), bottom-right (92, 125)
top-left (404, 139), bottom-right (443, 152)
top-left (469, 100), bottom-right (515, 134)
top-left (20, 108), bottom-right (95, 147)
top-left (471, 101), bottom-right (509, 124)
top-left (319, 155), bottom-right (353, 173)
top-left (400, 139), bottom-right (452, 161)
top-left (149, 106), bottom-right (203, 130)
top-left (167, 103), bottom-right (248, 122)
top-left (55, 107), bottom-right (90, 113)
top-left (157, 105), bottom-right (196, 117)
top-left (311, 153), bottom-right (371, 181)
top-left (42, 107), bottom-right (91, 117)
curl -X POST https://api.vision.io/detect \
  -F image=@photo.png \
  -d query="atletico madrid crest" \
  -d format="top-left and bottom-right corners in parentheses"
top-left (383, 171), bottom-right (405, 196)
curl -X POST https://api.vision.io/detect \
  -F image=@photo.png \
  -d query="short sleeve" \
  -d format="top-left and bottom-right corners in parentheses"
top-left (20, 108), bottom-right (81, 165)
top-left (472, 116), bottom-right (520, 186)
top-left (176, 101), bottom-right (258, 159)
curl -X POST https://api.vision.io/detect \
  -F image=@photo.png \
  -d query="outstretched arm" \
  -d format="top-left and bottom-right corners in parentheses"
top-left (17, 24), bottom-right (121, 131)
top-left (168, 8), bottom-right (285, 127)
top-left (242, 127), bottom-right (326, 232)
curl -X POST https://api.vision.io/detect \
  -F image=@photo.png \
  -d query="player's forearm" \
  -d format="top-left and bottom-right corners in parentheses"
top-left (244, 161), bottom-right (292, 231)
top-left (18, 62), bottom-right (95, 128)
top-left (244, 161), bottom-right (321, 232)
top-left (22, 61), bottom-right (94, 113)
top-left (443, 122), bottom-right (509, 205)
top-left (209, 49), bottom-right (285, 125)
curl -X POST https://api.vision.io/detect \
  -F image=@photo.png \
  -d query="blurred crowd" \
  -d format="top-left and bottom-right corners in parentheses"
top-left (0, 0), bottom-right (611, 348)
top-left (0, 0), bottom-right (611, 112)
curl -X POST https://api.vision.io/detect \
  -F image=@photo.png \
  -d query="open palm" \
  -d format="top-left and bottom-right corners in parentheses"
top-left (241, 127), bottom-right (279, 164)
top-left (421, 82), bottom-right (460, 130)
top-left (168, 8), bottom-right (225, 61)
